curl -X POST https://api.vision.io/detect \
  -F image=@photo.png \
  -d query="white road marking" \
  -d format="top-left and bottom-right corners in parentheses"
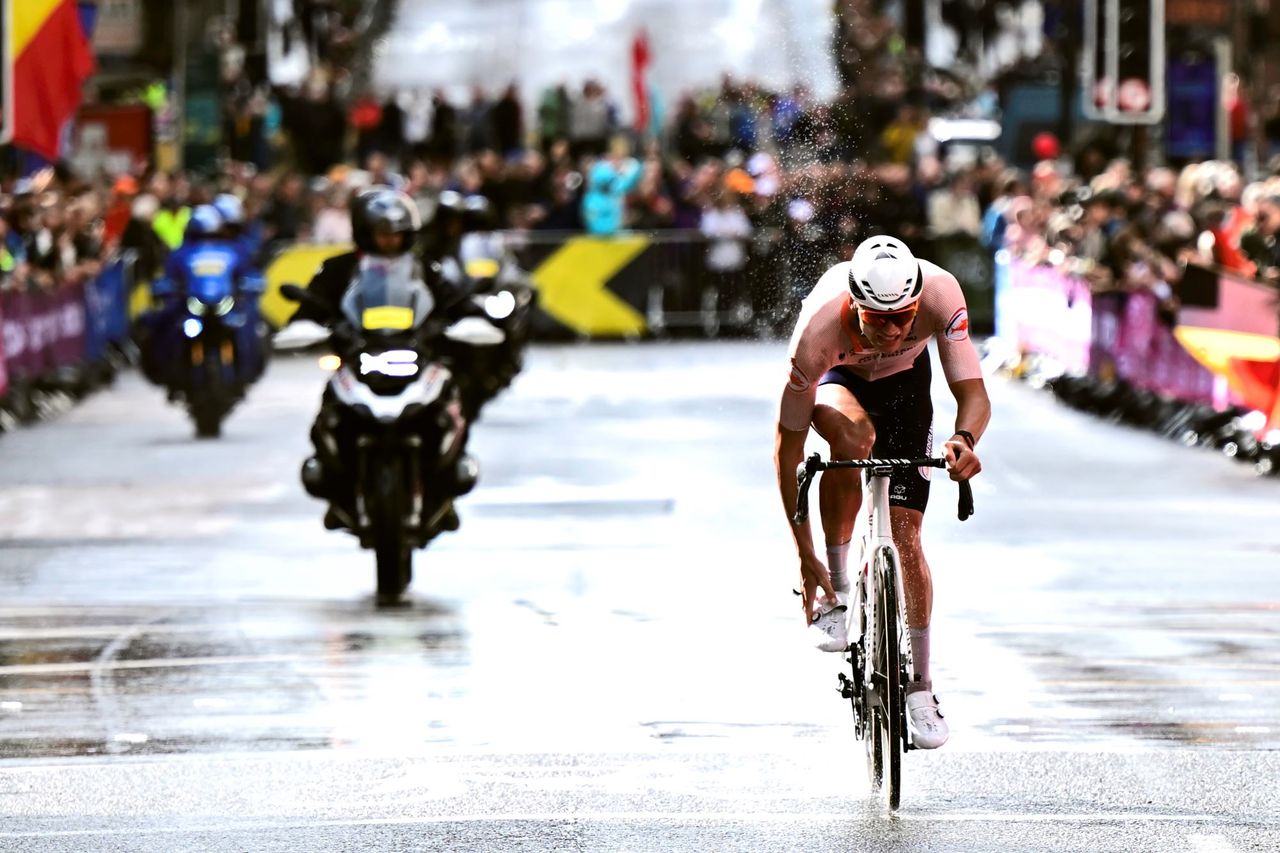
top-left (0, 811), bottom-right (1228, 839)
top-left (0, 650), bottom-right (409, 676)
top-left (1187, 833), bottom-right (1240, 853)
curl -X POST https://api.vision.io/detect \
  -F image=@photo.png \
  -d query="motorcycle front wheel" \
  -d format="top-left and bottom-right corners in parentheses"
top-left (368, 459), bottom-right (413, 603)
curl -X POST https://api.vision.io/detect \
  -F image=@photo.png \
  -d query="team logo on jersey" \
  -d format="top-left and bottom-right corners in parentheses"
top-left (944, 308), bottom-right (970, 342)
top-left (787, 360), bottom-right (811, 393)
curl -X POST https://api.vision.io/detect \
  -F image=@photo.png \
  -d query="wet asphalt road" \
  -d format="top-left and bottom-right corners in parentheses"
top-left (0, 342), bottom-right (1277, 852)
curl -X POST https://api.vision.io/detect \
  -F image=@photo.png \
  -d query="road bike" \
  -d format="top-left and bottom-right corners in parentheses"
top-left (794, 453), bottom-right (974, 810)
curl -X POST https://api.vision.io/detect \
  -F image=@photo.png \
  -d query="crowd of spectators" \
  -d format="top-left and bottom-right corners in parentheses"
top-left (992, 155), bottom-right (1280, 326)
top-left (4, 0), bottom-right (1278, 338)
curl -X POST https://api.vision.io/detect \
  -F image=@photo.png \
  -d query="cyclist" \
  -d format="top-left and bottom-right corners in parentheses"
top-left (774, 235), bottom-right (990, 749)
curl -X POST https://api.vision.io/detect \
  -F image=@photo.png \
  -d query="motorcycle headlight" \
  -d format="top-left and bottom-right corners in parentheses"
top-left (215, 296), bottom-right (235, 316)
top-left (484, 291), bottom-right (516, 321)
top-left (183, 318), bottom-right (203, 338)
top-left (186, 296), bottom-right (206, 317)
top-left (359, 349), bottom-right (420, 378)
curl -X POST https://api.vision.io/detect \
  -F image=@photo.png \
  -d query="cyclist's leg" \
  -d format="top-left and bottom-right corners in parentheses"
top-left (811, 375), bottom-right (875, 565)
top-left (891, 506), bottom-right (931, 636)
top-left (867, 354), bottom-right (935, 676)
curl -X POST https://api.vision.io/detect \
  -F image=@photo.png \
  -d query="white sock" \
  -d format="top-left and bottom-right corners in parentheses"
top-left (826, 540), bottom-right (851, 595)
top-left (909, 626), bottom-right (931, 684)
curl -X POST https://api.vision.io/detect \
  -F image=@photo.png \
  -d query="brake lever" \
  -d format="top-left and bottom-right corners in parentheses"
top-left (958, 480), bottom-right (975, 522)
top-left (792, 453), bottom-right (823, 525)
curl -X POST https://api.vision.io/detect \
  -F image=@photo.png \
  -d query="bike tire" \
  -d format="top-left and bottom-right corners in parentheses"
top-left (875, 548), bottom-right (904, 811)
top-left (370, 459), bottom-right (413, 603)
top-left (853, 576), bottom-right (882, 790)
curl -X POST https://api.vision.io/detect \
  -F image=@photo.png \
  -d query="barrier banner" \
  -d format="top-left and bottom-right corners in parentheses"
top-left (0, 295), bottom-right (7, 399)
top-left (2, 286), bottom-right (38, 379)
top-left (0, 283), bottom-right (88, 380)
top-left (1112, 289), bottom-right (1215, 404)
top-left (1000, 257), bottom-right (1219, 405)
top-left (83, 257), bottom-right (131, 363)
top-left (1005, 259), bottom-right (1093, 375)
top-left (1175, 265), bottom-right (1280, 427)
top-left (37, 282), bottom-right (87, 371)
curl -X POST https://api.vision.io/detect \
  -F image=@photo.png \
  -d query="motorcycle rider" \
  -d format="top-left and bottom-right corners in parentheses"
top-left (213, 192), bottom-right (266, 268)
top-left (288, 186), bottom-right (425, 327)
top-left (142, 205), bottom-right (261, 388)
top-left (292, 187), bottom-right (474, 533)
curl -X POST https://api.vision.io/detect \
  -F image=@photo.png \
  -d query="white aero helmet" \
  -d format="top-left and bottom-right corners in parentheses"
top-left (848, 235), bottom-right (923, 311)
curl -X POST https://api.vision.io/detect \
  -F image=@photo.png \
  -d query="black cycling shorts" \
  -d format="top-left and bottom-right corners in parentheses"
top-left (817, 350), bottom-right (934, 514)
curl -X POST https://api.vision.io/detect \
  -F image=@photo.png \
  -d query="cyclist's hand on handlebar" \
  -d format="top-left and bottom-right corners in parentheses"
top-left (798, 553), bottom-right (837, 625)
top-left (943, 439), bottom-right (982, 482)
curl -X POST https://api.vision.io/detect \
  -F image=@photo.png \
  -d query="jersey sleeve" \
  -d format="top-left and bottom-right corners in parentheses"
top-left (932, 271), bottom-right (983, 385)
top-left (778, 267), bottom-right (844, 431)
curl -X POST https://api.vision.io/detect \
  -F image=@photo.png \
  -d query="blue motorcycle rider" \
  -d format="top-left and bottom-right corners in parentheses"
top-left (213, 192), bottom-right (266, 269)
top-left (140, 204), bottom-right (267, 392)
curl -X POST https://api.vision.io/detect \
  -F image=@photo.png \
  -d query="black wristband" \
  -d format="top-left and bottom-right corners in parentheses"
top-left (953, 430), bottom-right (976, 450)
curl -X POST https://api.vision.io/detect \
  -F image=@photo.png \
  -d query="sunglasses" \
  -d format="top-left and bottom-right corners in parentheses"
top-left (858, 306), bottom-right (918, 329)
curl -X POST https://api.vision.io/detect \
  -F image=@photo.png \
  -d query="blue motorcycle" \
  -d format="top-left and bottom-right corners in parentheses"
top-left (142, 205), bottom-right (268, 438)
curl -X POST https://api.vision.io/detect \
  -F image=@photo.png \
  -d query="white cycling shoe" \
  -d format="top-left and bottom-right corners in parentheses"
top-left (808, 594), bottom-right (849, 653)
top-left (906, 686), bottom-right (949, 749)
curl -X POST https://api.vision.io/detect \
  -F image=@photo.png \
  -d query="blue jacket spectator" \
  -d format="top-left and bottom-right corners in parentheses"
top-left (581, 149), bottom-right (642, 236)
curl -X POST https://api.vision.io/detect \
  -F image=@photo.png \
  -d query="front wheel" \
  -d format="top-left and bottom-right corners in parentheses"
top-left (193, 406), bottom-right (224, 439)
top-left (867, 549), bottom-right (903, 810)
top-left (368, 458), bottom-right (413, 603)
top-left (374, 538), bottom-right (412, 603)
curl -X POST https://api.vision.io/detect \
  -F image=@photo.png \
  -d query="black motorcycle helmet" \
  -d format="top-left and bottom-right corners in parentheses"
top-left (422, 190), bottom-right (494, 261)
top-left (352, 186), bottom-right (422, 256)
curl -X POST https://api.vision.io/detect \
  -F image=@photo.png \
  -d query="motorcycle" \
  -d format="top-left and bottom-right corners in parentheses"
top-left (448, 231), bottom-right (536, 418)
top-left (146, 263), bottom-right (267, 438)
top-left (279, 254), bottom-right (505, 602)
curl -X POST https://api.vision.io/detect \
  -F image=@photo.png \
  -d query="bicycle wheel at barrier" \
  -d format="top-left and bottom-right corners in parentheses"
top-left (871, 548), bottom-right (903, 810)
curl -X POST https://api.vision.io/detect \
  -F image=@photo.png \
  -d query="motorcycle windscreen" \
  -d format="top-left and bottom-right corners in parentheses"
top-left (341, 255), bottom-right (436, 333)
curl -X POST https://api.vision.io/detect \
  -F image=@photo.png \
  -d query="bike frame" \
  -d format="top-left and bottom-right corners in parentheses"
top-left (860, 465), bottom-right (903, 621)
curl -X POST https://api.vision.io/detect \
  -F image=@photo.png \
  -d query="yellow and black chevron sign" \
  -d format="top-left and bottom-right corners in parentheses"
top-left (527, 236), bottom-right (650, 338)
top-left (254, 235), bottom-right (655, 337)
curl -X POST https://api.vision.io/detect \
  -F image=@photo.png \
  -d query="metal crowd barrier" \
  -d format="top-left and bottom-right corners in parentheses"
top-left (499, 228), bottom-right (794, 339)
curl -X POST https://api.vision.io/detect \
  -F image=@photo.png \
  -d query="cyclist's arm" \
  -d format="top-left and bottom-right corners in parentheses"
top-left (776, 422), bottom-right (817, 558)
top-left (930, 274), bottom-right (988, 445)
top-left (775, 353), bottom-right (825, 556)
top-left (948, 377), bottom-right (990, 448)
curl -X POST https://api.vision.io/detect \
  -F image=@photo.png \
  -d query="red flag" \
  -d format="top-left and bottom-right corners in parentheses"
top-left (12, 0), bottom-right (96, 161)
top-left (631, 30), bottom-right (651, 135)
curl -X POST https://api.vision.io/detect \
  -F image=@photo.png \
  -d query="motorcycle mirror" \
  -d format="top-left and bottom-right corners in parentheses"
top-left (278, 283), bottom-right (336, 317)
top-left (272, 320), bottom-right (331, 351)
top-left (444, 316), bottom-right (506, 347)
top-left (279, 283), bottom-right (308, 302)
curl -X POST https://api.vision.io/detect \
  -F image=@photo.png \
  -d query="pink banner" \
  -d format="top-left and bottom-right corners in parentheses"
top-left (1112, 289), bottom-right (1216, 404)
top-left (1001, 258), bottom-right (1219, 405)
top-left (1005, 260), bottom-right (1093, 375)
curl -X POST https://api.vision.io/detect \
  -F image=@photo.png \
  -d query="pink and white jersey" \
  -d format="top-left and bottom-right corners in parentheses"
top-left (779, 258), bottom-right (982, 431)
